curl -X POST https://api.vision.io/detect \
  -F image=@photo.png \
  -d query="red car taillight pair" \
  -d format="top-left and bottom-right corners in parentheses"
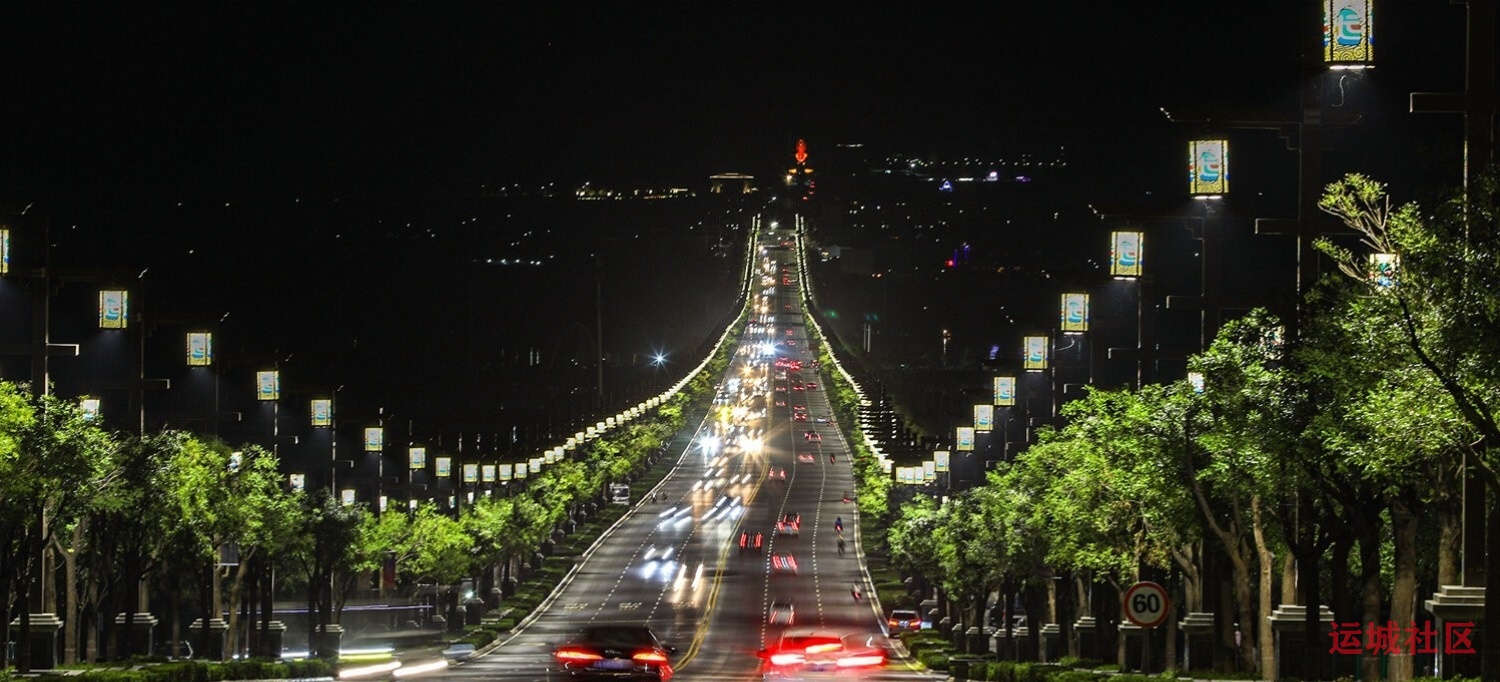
top-left (554, 648), bottom-right (668, 664)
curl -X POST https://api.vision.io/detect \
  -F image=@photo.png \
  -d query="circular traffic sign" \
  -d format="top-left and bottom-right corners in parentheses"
top-left (1122, 581), bottom-right (1171, 628)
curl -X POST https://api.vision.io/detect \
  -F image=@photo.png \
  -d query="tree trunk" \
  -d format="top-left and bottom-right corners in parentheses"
top-left (1390, 490), bottom-right (1418, 682)
top-left (57, 523), bottom-right (83, 665)
top-left (224, 556), bottom-right (253, 659)
top-left (1251, 496), bottom-right (1275, 681)
top-left (1358, 519), bottom-right (1383, 682)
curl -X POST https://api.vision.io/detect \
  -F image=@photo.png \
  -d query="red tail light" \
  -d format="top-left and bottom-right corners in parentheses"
top-left (888, 619), bottom-right (898, 628)
top-left (632, 650), bottom-right (669, 663)
top-left (555, 648), bottom-right (603, 662)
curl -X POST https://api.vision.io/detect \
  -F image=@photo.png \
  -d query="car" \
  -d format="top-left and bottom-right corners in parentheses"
top-left (783, 512), bottom-right (802, 526)
top-left (793, 413), bottom-right (807, 422)
top-left (553, 625), bottom-right (676, 681)
top-left (887, 609), bottom-right (922, 632)
top-left (797, 453), bottom-right (815, 463)
top-left (770, 553), bottom-right (799, 575)
top-left (770, 600), bottom-right (796, 626)
top-left (757, 629), bottom-right (888, 678)
top-left (806, 383), bottom-right (818, 390)
top-left (777, 520), bottom-right (800, 536)
top-left (813, 416), bottom-right (830, 424)
top-left (775, 399), bottom-right (787, 407)
top-left (807, 433), bottom-right (822, 442)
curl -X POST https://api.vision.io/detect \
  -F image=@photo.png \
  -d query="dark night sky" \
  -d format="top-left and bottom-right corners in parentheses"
top-left (0, 3), bottom-right (1472, 206)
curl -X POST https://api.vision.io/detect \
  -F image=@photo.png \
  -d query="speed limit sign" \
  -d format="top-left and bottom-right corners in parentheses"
top-left (1123, 581), bottom-right (1171, 628)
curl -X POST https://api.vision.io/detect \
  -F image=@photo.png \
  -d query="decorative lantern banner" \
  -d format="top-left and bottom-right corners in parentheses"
top-left (500, 463), bottom-right (513, 481)
top-left (463, 464), bottom-right (478, 483)
top-left (100, 290), bottom-right (128, 329)
top-left (1188, 139), bottom-right (1229, 196)
top-left (81, 397), bottom-right (102, 418)
top-left (341, 489), bottom-right (355, 506)
top-left (1188, 372), bottom-right (1206, 394)
top-left (974, 404), bottom-right (994, 432)
top-left (1061, 293), bottom-right (1089, 333)
top-left (956, 426), bottom-right (976, 452)
top-left (311, 399), bottom-right (333, 427)
top-left (436, 456), bottom-right (452, 477)
top-left (934, 450), bottom-right (951, 473)
top-left (364, 427), bottom-right (383, 452)
top-left (516, 462), bottom-right (529, 479)
top-left (1023, 336), bottom-right (1049, 371)
top-left (186, 332), bottom-right (214, 367)
top-left (924, 461), bottom-right (937, 482)
top-left (1368, 253), bottom-right (1398, 288)
top-left (256, 371), bottom-right (280, 401)
top-left (530, 457), bottom-right (545, 475)
top-left (1111, 231), bottom-right (1143, 277)
top-left (409, 447), bottom-right (426, 469)
top-left (482, 465), bottom-right (496, 483)
top-left (289, 473), bottom-right (305, 491)
top-left (994, 376), bottom-right (1016, 406)
top-left (1324, 0), bottom-right (1373, 67)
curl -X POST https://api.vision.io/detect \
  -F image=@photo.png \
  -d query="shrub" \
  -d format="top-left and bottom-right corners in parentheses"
top-left (917, 649), bottom-right (950, 670)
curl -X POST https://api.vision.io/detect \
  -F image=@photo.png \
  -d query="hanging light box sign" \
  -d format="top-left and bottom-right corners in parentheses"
top-left (500, 464), bottom-right (513, 482)
top-left (1188, 139), bottom-right (1229, 196)
top-left (289, 473), bottom-right (305, 492)
top-left (1061, 293), bottom-right (1090, 333)
top-left (0, 228), bottom-right (9, 275)
top-left (1111, 231), bottom-right (1144, 278)
top-left (924, 461), bottom-right (937, 482)
top-left (994, 376), bottom-right (1016, 406)
top-left (1023, 336), bottom-right (1049, 371)
top-left (1324, 0), bottom-right (1373, 68)
top-left (463, 464), bottom-right (478, 483)
top-left (81, 397), bottom-right (102, 419)
top-left (1188, 372), bottom-right (1206, 394)
top-left (436, 456), bottom-right (452, 477)
top-left (310, 399), bottom-right (333, 427)
top-left (186, 332), bottom-right (214, 367)
top-left (341, 489), bottom-right (355, 506)
top-left (1368, 253), bottom-right (1398, 288)
top-left (516, 462), bottom-right (529, 479)
top-left (956, 427), bottom-right (976, 452)
top-left (409, 447), bottom-right (426, 469)
top-left (364, 427), bottom-right (383, 452)
top-left (482, 465), bottom-right (496, 483)
top-left (530, 457), bottom-right (544, 474)
top-left (99, 290), bottom-right (129, 329)
top-left (256, 371), bottom-right (280, 401)
top-left (934, 450), bottom-right (950, 473)
top-left (974, 404), bottom-right (994, 432)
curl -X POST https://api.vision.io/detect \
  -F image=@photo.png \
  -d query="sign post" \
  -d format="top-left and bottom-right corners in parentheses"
top-left (1123, 581), bottom-right (1171, 673)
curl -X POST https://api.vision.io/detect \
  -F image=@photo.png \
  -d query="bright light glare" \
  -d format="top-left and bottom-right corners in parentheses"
top-left (339, 662), bottom-right (401, 679)
top-left (393, 661), bottom-right (450, 678)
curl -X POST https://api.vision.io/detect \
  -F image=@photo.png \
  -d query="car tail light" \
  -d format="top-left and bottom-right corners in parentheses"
top-left (632, 650), bottom-right (669, 663)
top-left (554, 648), bottom-right (603, 662)
top-left (888, 619), bottom-right (898, 628)
top-left (837, 654), bottom-right (886, 667)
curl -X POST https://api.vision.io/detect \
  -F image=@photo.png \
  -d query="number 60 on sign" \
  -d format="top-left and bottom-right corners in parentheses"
top-left (1123, 581), bottom-right (1171, 629)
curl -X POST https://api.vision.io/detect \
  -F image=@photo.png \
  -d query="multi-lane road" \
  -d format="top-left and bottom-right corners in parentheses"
top-left (436, 224), bottom-right (931, 681)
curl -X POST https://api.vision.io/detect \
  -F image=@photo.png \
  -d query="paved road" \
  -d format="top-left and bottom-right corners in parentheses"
top-left (438, 222), bottom-right (932, 681)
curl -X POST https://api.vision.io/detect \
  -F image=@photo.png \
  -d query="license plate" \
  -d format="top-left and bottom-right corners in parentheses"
top-left (593, 659), bottom-right (633, 670)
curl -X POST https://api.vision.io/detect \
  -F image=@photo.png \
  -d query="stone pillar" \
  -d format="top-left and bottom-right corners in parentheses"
top-left (1073, 616), bottom-right (1098, 661)
top-left (1014, 625), bottom-right (1033, 662)
top-left (464, 598), bottom-right (486, 626)
top-left (9, 613), bottom-right (64, 670)
top-left (937, 616), bottom-right (953, 637)
top-left (965, 626), bottom-right (986, 654)
top-left (1118, 623), bottom-right (1146, 672)
top-left (248, 621), bottom-right (287, 659)
top-left (1179, 612), bottom-right (1215, 672)
top-left (1040, 623), bottom-right (1061, 663)
top-left (1425, 584), bottom-right (1484, 680)
top-left (1268, 604), bottom-right (1335, 681)
top-left (114, 612), bottom-right (158, 658)
top-left (188, 618), bottom-right (229, 661)
top-left (309, 623), bottom-right (343, 660)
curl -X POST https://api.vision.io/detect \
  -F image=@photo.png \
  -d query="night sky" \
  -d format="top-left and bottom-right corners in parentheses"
top-left (0, 3), bottom-right (1471, 206)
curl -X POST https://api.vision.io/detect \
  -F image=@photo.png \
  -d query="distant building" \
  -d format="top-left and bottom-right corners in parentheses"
top-left (709, 173), bottom-right (755, 195)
